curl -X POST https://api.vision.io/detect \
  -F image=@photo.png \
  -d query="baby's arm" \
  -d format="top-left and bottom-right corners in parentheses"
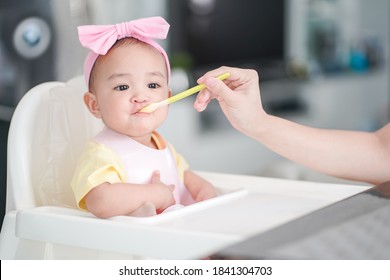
top-left (184, 170), bottom-right (217, 202)
top-left (85, 171), bottom-right (175, 218)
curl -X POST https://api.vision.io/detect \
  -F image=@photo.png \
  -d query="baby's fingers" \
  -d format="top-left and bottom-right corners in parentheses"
top-left (167, 184), bottom-right (175, 192)
top-left (150, 170), bottom-right (161, 183)
top-left (151, 171), bottom-right (175, 192)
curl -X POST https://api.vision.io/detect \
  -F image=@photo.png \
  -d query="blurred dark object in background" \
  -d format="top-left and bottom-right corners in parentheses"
top-left (168, 0), bottom-right (287, 81)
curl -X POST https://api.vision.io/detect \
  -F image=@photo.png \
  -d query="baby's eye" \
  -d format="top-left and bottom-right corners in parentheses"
top-left (148, 83), bottom-right (160, 89)
top-left (114, 85), bottom-right (129, 91)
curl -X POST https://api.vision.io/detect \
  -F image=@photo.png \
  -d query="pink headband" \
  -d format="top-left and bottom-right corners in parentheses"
top-left (78, 16), bottom-right (171, 86)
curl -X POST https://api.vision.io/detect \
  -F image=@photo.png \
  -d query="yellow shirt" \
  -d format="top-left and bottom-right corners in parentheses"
top-left (71, 131), bottom-right (188, 210)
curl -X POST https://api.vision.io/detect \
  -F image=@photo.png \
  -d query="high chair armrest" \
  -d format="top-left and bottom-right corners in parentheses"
top-left (15, 206), bottom-right (240, 259)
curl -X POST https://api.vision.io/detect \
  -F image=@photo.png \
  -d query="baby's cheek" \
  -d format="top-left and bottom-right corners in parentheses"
top-left (156, 108), bottom-right (169, 123)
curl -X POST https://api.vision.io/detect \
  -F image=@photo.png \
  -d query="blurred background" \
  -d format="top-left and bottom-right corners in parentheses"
top-left (0, 0), bottom-right (389, 226)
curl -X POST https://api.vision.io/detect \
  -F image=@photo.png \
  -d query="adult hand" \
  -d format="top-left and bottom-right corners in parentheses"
top-left (194, 66), bottom-right (267, 136)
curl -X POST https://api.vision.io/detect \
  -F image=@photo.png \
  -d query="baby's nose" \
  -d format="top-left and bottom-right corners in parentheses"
top-left (131, 92), bottom-right (148, 103)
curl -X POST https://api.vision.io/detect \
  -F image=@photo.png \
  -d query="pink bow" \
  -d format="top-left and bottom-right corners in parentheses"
top-left (78, 16), bottom-right (170, 55)
top-left (78, 17), bottom-right (171, 86)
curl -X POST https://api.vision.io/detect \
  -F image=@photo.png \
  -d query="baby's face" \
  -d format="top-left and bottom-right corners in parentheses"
top-left (87, 44), bottom-right (170, 142)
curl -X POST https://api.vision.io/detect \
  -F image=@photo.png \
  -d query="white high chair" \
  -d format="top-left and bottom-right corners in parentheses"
top-left (0, 76), bottom-right (247, 259)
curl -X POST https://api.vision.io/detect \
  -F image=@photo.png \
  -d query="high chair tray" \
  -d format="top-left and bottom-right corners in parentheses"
top-left (3, 172), bottom-right (369, 259)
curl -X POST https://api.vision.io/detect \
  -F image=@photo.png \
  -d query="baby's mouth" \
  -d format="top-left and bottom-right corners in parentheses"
top-left (134, 111), bottom-right (150, 116)
top-left (132, 107), bottom-right (151, 116)
top-left (131, 106), bottom-right (148, 115)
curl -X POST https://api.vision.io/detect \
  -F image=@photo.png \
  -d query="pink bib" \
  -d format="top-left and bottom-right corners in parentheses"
top-left (94, 128), bottom-right (195, 207)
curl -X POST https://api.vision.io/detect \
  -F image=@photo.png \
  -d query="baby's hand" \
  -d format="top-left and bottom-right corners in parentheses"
top-left (149, 170), bottom-right (175, 212)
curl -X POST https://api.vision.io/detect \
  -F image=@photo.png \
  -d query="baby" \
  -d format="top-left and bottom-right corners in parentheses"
top-left (71, 17), bottom-right (217, 218)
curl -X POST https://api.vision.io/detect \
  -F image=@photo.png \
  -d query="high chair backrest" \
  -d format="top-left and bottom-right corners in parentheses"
top-left (6, 76), bottom-right (103, 211)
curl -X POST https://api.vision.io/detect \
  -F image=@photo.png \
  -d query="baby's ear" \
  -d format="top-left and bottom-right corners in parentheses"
top-left (83, 91), bottom-right (102, 118)
top-left (168, 89), bottom-right (172, 98)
